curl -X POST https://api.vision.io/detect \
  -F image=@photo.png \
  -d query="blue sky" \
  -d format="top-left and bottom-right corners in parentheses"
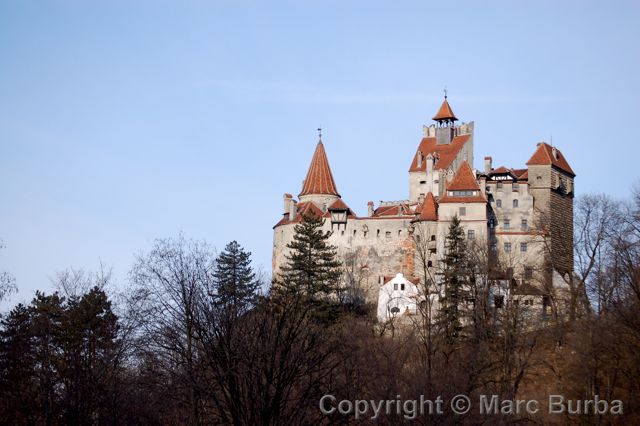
top-left (1, 0), bottom-right (639, 307)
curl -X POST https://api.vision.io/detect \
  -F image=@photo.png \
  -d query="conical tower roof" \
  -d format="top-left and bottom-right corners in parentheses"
top-left (432, 97), bottom-right (458, 122)
top-left (299, 140), bottom-right (340, 197)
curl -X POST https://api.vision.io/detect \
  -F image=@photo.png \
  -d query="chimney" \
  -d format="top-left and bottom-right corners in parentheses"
top-left (367, 201), bottom-right (374, 217)
top-left (484, 156), bottom-right (492, 174)
top-left (289, 199), bottom-right (297, 221)
top-left (426, 154), bottom-right (434, 174)
top-left (283, 193), bottom-right (293, 214)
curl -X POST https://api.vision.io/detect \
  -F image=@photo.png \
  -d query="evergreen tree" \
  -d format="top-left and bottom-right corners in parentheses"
top-left (280, 213), bottom-right (342, 300)
top-left (59, 287), bottom-right (119, 424)
top-left (213, 240), bottom-right (260, 312)
top-left (438, 215), bottom-right (470, 341)
top-left (0, 304), bottom-right (37, 423)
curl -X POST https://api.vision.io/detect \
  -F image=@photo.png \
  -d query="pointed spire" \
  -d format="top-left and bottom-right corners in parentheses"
top-left (432, 92), bottom-right (458, 122)
top-left (299, 136), bottom-right (340, 197)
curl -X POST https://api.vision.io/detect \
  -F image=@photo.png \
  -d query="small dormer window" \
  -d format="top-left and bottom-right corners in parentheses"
top-left (330, 210), bottom-right (347, 223)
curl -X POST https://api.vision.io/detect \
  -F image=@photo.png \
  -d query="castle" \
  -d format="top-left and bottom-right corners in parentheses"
top-left (272, 97), bottom-right (575, 320)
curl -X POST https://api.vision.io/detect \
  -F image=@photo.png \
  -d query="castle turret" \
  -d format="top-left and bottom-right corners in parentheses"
top-left (409, 96), bottom-right (474, 202)
top-left (298, 134), bottom-right (341, 210)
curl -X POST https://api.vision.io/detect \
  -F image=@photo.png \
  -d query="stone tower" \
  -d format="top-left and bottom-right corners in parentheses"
top-left (526, 143), bottom-right (575, 275)
top-left (408, 96), bottom-right (474, 202)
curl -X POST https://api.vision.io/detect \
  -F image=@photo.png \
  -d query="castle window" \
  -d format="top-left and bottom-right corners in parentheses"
top-left (341, 230), bottom-right (345, 236)
top-left (451, 190), bottom-right (477, 197)
top-left (428, 260), bottom-right (433, 267)
top-left (503, 219), bottom-right (510, 229)
top-left (494, 295), bottom-right (504, 309)
top-left (504, 242), bottom-right (512, 252)
top-left (496, 199), bottom-right (502, 208)
top-left (459, 207), bottom-right (466, 216)
top-left (377, 229), bottom-right (380, 238)
top-left (521, 219), bottom-right (528, 231)
top-left (468, 230), bottom-right (475, 240)
top-left (513, 199), bottom-right (519, 208)
top-left (385, 231), bottom-right (391, 239)
top-left (420, 180), bottom-right (426, 185)
top-left (497, 182), bottom-right (503, 190)
top-left (398, 230), bottom-right (402, 237)
top-left (430, 234), bottom-right (436, 241)
top-left (353, 230), bottom-right (357, 236)
top-left (401, 283), bottom-right (405, 291)
top-left (520, 242), bottom-right (528, 252)
top-left (394, 283), bottom-right (398, 290)
top-left (491, 243), bottom-right (497, 251)
top-left (524, 267), bottom-right (533, 279)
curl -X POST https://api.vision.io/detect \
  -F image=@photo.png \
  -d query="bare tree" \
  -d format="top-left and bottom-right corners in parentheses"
top-left (128, 235), bottom-right (215, 424)
top-left (0, 241), bottom-right (17, 303)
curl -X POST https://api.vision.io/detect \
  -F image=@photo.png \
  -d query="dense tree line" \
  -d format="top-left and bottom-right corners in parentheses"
top-left (1, 188), bottom-right (640, 424)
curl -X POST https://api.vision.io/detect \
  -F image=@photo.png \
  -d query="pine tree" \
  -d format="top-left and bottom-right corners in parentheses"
top-left (438, 215), bottom-right (470, 341)
top-left (280, 213), bottom-right (342, 300)
top-left (213, 241), bottom-right (260, 312)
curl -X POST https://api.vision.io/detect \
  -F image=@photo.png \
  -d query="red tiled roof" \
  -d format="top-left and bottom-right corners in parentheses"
top-left (439, 162), bottom-right (486, 204)
top-left (432, 98), bottom-right (458, 121)
top-left (446, 161), bottom-right (480, 191)
top-left (328, 199), bottom-right (357, 217)
top-left (273, 215), bottom-right (290, 228)
top-left (511, 168), bottom-right (528, 178)
top-left (299, 141), bottom-right (340, 197)
top-left (383, 275), bottom-right (420, 285)
top-left (492, 166), bottom-right (511, 174)
top-left (417, 192), bottom-right (438, 221)
top-left (275, 198), bottom-right (359, 228)
top-left (517, 170), bottom-right (529, 180)
top-left (373, 203), bottom-right (413, 217)
top-left (408, 134), bottom-right (471, 172)
top-left (526, 143), bottom-right (575, 176)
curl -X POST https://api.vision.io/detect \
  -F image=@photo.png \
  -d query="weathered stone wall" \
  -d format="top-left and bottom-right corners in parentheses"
top-left (273, 216), bottom-right (418, 302)
top-left (525, 164), bottom-right (574, 276)
top-left (550, 189), bottom-right (574, 273)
